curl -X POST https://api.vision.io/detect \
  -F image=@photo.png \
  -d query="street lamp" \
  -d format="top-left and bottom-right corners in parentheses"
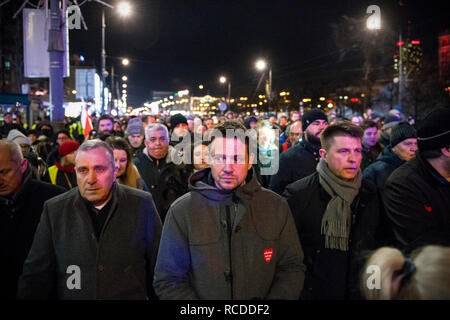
top-left (101, 2), bottom-right (132, 114)
top-left (117, 2), bottom-right (132, 16)
top-left (255, 59), bottom-right (272, 112)
top-left (122, 75), bottom-right (128, 81)
top-left (122, 58), bottom-right (130, 66)
top-left (219, 76), bottom-right (231, 103)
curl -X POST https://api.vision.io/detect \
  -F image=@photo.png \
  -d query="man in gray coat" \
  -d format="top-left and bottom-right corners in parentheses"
top-left (154, 121), bottom-right (305, 300)
top-left (18, 140), bottom-right (162, 300)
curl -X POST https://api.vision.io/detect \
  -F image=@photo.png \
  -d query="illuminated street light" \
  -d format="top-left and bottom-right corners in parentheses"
top-left (199, 84), bottom-right (204, 89)
top-left (255, 59), bottom-right (266, 71)
top-left (122, 83), bottom-right (128, 88)
top-left (122, 75), bottom-right (128, 81)
top-left (117, 2), bottom-right (132, 16)
top-left (122, 58), bottom-right (130, 66)
top-left (219, 76), bottom-right (227, 84)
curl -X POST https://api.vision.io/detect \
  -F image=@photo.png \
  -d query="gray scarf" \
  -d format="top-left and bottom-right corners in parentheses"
top-left (316, 158), bottom-right (362, 251)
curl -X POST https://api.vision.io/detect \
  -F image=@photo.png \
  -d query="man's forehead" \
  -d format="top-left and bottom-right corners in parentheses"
top-left (211, 137), bottom-right (246, 154)
top-left (76, 148), bottom-right (110, 163)
top-left (148, 129), bottom-right (167, 137)
top-left (330, 135), bottom-right (362, 147)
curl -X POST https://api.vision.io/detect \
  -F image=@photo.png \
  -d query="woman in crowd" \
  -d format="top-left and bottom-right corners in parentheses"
top-left (361, 246), bottom-right (450, 300)
top-left (106, 136), bottom-right (148, 191)
top-left (44, 140), bottom-right (79, 190)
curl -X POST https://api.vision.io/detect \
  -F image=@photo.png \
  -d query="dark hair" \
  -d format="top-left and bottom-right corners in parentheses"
top-left (320, 121), bottom-right (364, 150)
top-left (210, 120), bottom-right (255, 157)
top-left (360, 119), bottom-right (378, 131)
top-left (98, 114), bottom-right (114, 126)
top-left (105, 136), bottom-right (132, 165)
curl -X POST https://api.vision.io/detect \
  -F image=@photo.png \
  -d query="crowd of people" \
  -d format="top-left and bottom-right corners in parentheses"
top-left (0, 106), bottom-right (449, 300)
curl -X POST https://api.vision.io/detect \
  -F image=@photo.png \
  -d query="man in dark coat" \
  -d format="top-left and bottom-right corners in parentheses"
top-left (364, 122), bottom-right (417, 189)
top-left (284, 122), bottom-right (381, 300)
top-left (384, 108), bottom-right (450, 252)
top-left (134, 123), bottom-right (191, 223)
top-left (0, 140), bottom-right (65, 299)
top-left (154, 121), bottom-right (305, 300)
top-left (269, 109), bottom-right (328, 195)
top-left (18, 140), bottom-right (162, 299)
top-left (360, 120), bottom-right (383, 171)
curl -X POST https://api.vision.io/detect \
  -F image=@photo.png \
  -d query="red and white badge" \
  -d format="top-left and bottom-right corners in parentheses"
top-left (264, 248), bottom-right (273, 263)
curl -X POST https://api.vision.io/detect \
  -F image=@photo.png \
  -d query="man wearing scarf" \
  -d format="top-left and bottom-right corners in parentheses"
top-left (154, 121), bottom-right (305, 300)
top-left (284, 122), bottom-right (381, 300)
top-left (44, 140), bottom-right (80, 190)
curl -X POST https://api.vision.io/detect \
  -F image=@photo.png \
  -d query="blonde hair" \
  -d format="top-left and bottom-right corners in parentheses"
top-left (361, 246), bottom-right (450, 300)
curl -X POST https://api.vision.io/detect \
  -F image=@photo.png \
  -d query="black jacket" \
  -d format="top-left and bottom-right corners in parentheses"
top-left (284, 172), bottom-right (381, 300)
top-left (363, 145), bottom-right (405, 190)
top-left (133, 147), bottom-right (191, 222)
top-left (0, 168), bottom-right (65, 299)
top-left (269, 138), bottom-right (320, 195)
top-left (383, 152), bottom-right (450, 252)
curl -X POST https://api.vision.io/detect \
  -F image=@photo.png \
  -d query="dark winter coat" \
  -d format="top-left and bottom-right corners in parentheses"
top-left (154, 168), bottom-right (305, 300)
top-left (284, 172), bottom-right (381, 300)
top-left (383, 151), bottom-right (450, 252)
top-left (18, 183), bottom-right (162, 300)
top-left (363, 145), bottom-right (405, 190)
top-left (269, 138), bottom-right (321, 195)
top-left (361, 143), bottom-right (383, 171)
top-left (133, 146), bottom-right (192, 222)
top-left (0, 167), bottom-right (65, 299)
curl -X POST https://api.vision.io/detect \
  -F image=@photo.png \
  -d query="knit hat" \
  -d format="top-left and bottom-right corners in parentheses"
top-left (7, 129), bottom-right (30, 146)
top-left (302, 109), bottom-right (328, 131)
top-left (390, 122), bottom-right (417, 147)
top-left (417, 108), bottom-right (450, 151)
top-left (383, 115), bottom-right (401, 130)
top-left (170, 113), bottom-right (188, 129)
top-left (58, 140), bottom-right (80, 157)
top-left (126, 117), bottom-right (144, 136)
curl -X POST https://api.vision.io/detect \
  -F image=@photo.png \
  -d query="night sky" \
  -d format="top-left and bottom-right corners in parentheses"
top-left (69, 0), bottom-right (450, 107)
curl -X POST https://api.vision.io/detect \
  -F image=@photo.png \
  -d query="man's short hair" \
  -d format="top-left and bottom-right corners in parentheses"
top-left (0, 139), bottom-right (23, 163)
top-left (98, 114), bottom-right (114, 125)
top-left (144, 123), bottom-right (169, 141)
top-left (76, 139), bottom-right (115, 169)
top-left (360, 119), bottom-right (378, 131)
top-left (210, 120), bottom-right (255, 157)
top-left (320, 121), bottom-right (364, 151)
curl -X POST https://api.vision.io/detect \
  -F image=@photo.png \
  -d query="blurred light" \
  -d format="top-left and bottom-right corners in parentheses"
top-left (122, 89), bottom-right (127, 94)
top-left (72, 90), bottom-right (77, 94)
top-left (411, 40), bottom-right (421, 45)
top-left (79, 55), bottom-right (85, 62)
top-left (255, 59), bottom-right (267, 71)
top-left (327, 103), bottom-right (333, 108)
top-left (350, 98), bottom-right (359, 102)
top-left (117, 2), bottom-right (132, 16)
top-left (122, 58), bottom-right (130, 66)
top-left (199, 84), bottom-right (204, 89)
top-left (317, 104), bottom-right (321, 108)
top-left (122, 75), bottom-right (128, 81)
top-left (344, 96), bottom-right (348, 100)
top-left (122, 84), bottom-right (127, 88)
top-left (219, 76), bottom-right (227, 84)
top-left (319, 97), bottom-right (326, 101)
top-left (302, 98), bottom-right (311, 102)
top-left (397, 41), bottom-right (405, 46)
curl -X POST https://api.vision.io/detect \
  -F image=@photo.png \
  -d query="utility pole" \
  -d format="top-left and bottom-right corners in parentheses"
top-left (101, 7), bottom-right (107, 114)
top-left (49, 0), bottom-right (65, 131)
top-left (398, 32), bottom-right (404, 108)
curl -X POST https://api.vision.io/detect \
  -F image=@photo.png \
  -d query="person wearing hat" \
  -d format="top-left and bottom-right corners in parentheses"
top-left (7, 129), bottom-right (32, 155)
top-left (126, 117), bottom-right (145, 159)
top-left (384, 108), bottom-right (450, 252)
top-left (364, 122), bottom-right (417, 190)
top-left (44, 140), bottom-right (80, 190)
top-left (170, 113), bottom-right (190, 144)
top-left (269, 108), bottom-right (328, 195)
top-left (377, 115), bottom-right (401, 148)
